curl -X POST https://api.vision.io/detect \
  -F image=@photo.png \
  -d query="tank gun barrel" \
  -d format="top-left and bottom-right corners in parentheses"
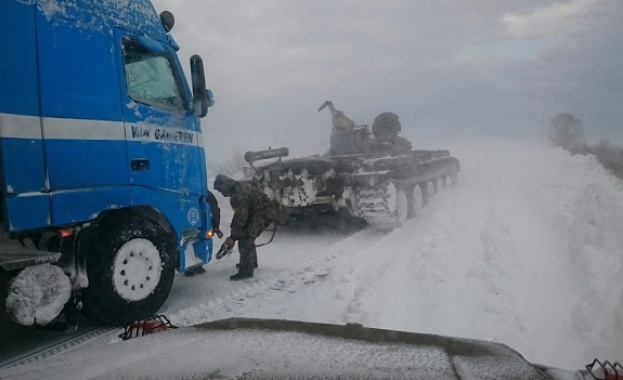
top-left (244, 147), bottom-right (289, 165)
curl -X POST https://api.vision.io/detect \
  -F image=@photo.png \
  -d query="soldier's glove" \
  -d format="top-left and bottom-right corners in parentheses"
top-left (224, 237), bottom-right (235, 250)
top-left (213, 228), bottom-right (224, 239)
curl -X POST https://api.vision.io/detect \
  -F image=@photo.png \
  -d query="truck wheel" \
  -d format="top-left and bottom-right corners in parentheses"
top-left (82, 216), bottom-right (176, 326)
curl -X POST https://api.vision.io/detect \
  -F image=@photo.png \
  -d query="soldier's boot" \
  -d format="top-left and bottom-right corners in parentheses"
top-left (236, 262), bottom-right (258, 269)
top-left (229, 265), bottom-right (253, 281)
top-left (229, 269), bottom-right (253, 281)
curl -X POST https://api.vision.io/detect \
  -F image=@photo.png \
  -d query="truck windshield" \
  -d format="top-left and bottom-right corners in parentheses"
top-left (122, 38), bottom-right (186, 113)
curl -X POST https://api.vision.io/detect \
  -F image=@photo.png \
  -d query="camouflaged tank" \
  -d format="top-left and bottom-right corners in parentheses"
top-left (241, 116), bottom-right (460, 231)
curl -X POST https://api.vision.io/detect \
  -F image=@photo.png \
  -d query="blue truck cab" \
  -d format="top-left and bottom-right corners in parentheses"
top-left (0, 0), bottom-right (215, 327)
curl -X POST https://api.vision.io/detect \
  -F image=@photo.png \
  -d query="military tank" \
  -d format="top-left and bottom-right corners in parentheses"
top-left (241, 111), bottom-right (460, 231)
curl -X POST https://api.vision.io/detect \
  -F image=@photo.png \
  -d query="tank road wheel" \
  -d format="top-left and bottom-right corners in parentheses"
top-left (412, 183), bottom-right (425, 217)
top-left (405, 184), bottom-right (416, 219)
top-left (421, 181), bottom-right (436, 205)
top-left (82, 216), bottom-right (176, 326)
top-left (432, 177), bottom-right (440, 193)
top-left (356, 181), bottom-right (408, 230)
top-left (450, 170), bottom-right (458, 185)
top-left (387, 182), bottom-right (409, 226)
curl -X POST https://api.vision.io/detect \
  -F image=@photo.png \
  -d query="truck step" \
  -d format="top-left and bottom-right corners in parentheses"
top-left (0, 248), bottom-right (61, 271)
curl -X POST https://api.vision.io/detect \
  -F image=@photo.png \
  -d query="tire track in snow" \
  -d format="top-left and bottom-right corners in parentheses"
top-left (334, 232), bottom-right (400, 326)
top-left (168, 231), bottom-right (378, 326)
top-left (471, 199), bottom-right (525, 345)
top-left (325, 182), bottom-right (465, 328)
top-left (338, 183), bottom-right (471, 332)
top-left (344, 175), bottom-right (528, 349)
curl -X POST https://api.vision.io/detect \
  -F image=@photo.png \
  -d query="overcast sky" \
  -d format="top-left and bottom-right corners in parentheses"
top-left (152, 0), bottom-right (622, 157)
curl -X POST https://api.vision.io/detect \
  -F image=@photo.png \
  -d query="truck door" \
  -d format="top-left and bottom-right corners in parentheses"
top-left (116, 34), bottom-right (204, 205)
top-left (16, 3), bottom-right (130, 229)
top-left (0, 1), bottom-right (48, 232)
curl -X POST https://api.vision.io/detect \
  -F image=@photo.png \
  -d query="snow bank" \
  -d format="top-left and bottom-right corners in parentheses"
top-left (562, 154), bottom-right (623, 362)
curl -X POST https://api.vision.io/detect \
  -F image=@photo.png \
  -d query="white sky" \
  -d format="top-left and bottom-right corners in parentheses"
top-left (151, 0), bottom-right (623, 159)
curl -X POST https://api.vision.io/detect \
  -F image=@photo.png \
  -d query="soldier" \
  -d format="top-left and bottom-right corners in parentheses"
top-left (371, 112), bottom-right (412, 154)
top-left (213, 174), bottom-right (279, 281)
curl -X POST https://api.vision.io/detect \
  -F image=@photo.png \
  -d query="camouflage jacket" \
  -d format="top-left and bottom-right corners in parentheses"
top-left (229, 182), bottom-right (279, 240)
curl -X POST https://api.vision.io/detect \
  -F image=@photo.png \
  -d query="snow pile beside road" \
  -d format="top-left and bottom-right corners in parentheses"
top-left (563, 155), bottom-right (623, 362)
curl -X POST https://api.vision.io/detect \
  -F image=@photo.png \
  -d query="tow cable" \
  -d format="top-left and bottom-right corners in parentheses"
top-left (255, 223), bottom-right (278, 248)
top-left (215, 224), bottom-right (278, 260)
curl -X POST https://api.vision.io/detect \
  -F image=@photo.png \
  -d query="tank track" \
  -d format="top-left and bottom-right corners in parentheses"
top-left (354, 180), bottom-right (407, 231)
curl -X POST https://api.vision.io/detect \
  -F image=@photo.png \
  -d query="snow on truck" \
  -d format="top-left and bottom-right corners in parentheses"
top-left (0, 0), bottom-right (215, 329)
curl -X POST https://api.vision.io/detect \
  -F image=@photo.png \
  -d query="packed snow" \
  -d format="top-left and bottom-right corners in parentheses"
top-left (2, 139), bottom-right (621, 378)
top-left (162, 139), bottom-right (623, 371)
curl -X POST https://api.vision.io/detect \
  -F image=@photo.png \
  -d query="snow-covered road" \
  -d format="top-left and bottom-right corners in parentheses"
top-left (163, 140), bottom-right (623, 371)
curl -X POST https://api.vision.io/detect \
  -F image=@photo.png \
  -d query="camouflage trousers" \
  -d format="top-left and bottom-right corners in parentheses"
top-left (238, 238), bottom-right (258, 271)
top-left (246, 210), bottom-right (274, 239)
top-left (237, 212), bottom-right (273, 271)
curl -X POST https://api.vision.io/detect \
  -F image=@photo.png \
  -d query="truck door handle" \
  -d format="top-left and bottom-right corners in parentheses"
top-left (131, 159), bottom-right (150, 171)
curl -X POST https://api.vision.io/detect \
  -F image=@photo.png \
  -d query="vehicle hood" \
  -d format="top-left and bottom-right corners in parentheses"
top-left (0, 317), bottom-right (579, 380)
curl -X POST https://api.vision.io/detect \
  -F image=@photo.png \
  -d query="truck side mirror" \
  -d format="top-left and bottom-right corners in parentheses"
top-left (190, 55), bottom-right (212, 118)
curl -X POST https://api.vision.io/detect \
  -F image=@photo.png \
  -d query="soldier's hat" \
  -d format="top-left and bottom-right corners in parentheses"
top-left (213, 174), bottom-right (236, 196)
